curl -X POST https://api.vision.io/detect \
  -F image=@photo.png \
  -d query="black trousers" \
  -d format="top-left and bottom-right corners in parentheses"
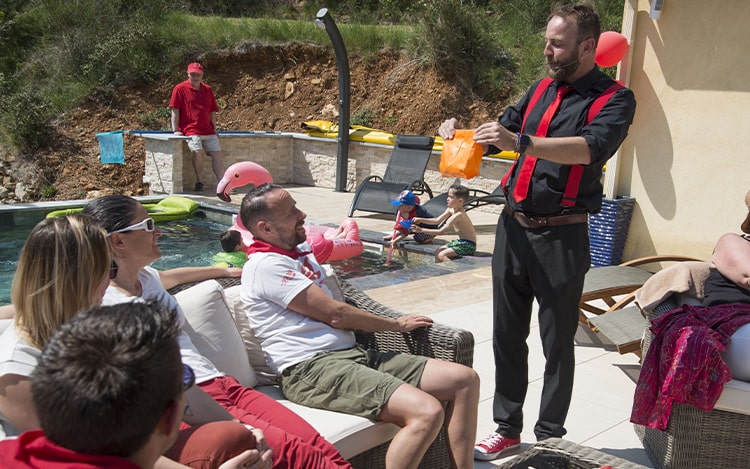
top-left (491, 211), bottom-right (590, 440)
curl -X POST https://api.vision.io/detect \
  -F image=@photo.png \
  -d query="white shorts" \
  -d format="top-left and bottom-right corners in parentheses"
top-left (187, 134), bottom-right (221, 153)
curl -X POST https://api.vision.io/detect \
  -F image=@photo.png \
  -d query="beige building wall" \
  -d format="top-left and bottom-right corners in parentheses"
top-left (613, 0), bottom-right (750, 261)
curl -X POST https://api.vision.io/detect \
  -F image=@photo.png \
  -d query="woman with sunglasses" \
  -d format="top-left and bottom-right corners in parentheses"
top-left (0, 214), bottom-right (270, 469)
top-left (83, 195), bottom-right (351, 469)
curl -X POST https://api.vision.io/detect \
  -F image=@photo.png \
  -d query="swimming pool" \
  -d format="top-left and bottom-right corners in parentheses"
top-left (0, 207), bottom-right (432, 305)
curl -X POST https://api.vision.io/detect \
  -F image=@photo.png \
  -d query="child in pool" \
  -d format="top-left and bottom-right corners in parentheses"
top-left (212, 229), bottom-right (247, 268)
top-left (385, 190), bottom-right (438, 248)
top-left (412, 184), bottom-right (478, 262)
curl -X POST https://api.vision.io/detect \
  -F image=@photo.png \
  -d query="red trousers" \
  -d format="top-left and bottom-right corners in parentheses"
top-left (199, 376), bottom-right (351, 469)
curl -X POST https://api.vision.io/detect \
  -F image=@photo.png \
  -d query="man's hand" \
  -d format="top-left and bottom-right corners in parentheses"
top-left (218, 448), bottom-right (272, 469)
top-left (473, 121), bottom-right (515, 151)
top-left (396, 314), bottom-right (433, 332)
top-left (438, 118), bottom-right (459, 139)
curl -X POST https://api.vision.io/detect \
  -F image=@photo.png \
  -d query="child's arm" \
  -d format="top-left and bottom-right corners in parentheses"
top-left (413, 209), bottom-right (452, 226)
top-left (413, 211), bottom-right (461, 236)
top-left (390, 231), bottom-right (408, 247)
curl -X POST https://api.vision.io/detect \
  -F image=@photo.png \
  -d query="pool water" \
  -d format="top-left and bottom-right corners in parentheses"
top-left (0, 211), bottom-right (431, 305)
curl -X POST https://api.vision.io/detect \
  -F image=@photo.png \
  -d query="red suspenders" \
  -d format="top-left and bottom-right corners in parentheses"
top-left (501, 79), bottom-right (624, 208)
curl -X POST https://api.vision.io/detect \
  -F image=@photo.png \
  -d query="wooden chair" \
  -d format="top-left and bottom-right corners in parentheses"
top-left (580, 255), bottom-right (700, 355)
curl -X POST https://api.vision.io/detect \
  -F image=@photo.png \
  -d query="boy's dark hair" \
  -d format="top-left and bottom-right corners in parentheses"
top-left (220, 229), bottom-right (242, 252)
top-left (449, 183), bottom-right (470, 201)
top-left (31, 301), bottom-right (182, 457)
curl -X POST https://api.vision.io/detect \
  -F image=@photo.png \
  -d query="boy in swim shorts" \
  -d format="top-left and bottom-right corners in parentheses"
top-left (412, 184), bottom-right (478, 262)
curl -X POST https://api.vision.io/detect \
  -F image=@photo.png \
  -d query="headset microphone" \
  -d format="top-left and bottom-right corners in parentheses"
top-left (551, 57), bottom-right (579, 71)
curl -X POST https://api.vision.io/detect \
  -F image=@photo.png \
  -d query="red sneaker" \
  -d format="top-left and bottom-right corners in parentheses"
top-left (473, 432), bottom-right (521, 460)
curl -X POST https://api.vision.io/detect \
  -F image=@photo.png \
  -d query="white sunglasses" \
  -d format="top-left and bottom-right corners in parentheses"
top-left (109, 217), bottom-right (155, 235)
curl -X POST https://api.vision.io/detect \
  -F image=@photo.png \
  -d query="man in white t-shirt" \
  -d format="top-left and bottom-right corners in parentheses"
top-left (239, 184), bottom-right (480, 469)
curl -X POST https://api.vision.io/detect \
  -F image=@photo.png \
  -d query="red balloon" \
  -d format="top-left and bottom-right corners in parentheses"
top-left (596, 31), bottom-right (629, 68)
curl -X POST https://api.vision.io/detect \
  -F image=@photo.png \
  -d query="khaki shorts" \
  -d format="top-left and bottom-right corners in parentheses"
top-left (187, 134), bottom-right (221, 153)
top-left (279, 347), bottom-right (428, 419)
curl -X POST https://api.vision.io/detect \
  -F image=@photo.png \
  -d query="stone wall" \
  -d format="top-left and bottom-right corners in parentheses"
top-left (141, 132), bottom-right (511, 212)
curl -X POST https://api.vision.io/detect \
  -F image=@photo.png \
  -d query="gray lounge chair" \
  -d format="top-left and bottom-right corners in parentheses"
top-left (348, 134), bottom-right (435, 217)
top-left (421, 184), bottom-right (506, 215)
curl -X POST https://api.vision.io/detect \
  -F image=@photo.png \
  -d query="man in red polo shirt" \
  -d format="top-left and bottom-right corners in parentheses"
top-left (170, 62), bottom-right (224, 192)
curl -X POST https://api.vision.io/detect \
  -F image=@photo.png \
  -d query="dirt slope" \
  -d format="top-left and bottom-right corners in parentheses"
top-left (3, 42), bottom-right (509, 202)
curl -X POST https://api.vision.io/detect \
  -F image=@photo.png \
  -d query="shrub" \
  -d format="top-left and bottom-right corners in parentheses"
top-left (0, 84), bottom-right (54, 150)
top-left (351, 106), bottom-right (377, 127)
top-left (409, 0), bottom-right (512, 96)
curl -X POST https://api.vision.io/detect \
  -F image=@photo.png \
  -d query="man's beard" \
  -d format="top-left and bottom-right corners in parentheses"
top-left (547, 54), bottom-right (580, 82)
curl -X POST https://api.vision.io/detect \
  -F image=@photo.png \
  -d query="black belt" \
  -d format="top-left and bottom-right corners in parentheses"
top-left (503, 204), bottom-right (588, 229)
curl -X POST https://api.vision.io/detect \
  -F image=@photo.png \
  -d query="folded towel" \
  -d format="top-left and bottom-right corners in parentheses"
top-left (635, 261), bottom-right (710, 311)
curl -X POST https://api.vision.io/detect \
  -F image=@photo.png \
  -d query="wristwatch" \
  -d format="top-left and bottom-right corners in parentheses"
top-left (515, 133), bottom-right (531, 154)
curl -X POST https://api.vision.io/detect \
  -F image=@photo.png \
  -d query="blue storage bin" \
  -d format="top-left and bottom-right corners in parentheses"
top-left (588, 196), bottom-right (635, 267)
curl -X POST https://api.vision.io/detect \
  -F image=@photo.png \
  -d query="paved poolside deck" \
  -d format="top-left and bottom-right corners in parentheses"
top-left (213, 185), bottom-right (653, 468)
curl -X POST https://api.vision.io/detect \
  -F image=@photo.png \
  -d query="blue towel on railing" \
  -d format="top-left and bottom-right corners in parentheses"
top-left (96, 131), bottom-right (125, 164)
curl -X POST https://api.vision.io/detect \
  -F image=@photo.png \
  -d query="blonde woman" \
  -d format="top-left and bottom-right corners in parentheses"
top-left (0, 215), bottom-right (264, 469)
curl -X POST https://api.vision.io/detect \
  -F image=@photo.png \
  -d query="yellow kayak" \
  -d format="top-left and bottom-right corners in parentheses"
top-left (301, 120), bottom-right (517, 161)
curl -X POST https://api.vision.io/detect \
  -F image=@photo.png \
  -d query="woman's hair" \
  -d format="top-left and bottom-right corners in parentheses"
top-left (11, 214), bottom-right (111, 349)
top-left (81, 194), bottom-right (141, 233)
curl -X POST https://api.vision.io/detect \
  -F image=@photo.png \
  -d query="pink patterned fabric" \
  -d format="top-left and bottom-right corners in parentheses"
top-left (631, 303), bottom-right (750, 430)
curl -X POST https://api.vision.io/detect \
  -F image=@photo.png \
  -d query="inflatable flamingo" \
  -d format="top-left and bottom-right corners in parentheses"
top-left (216, 161), bottom-right (273, 202)
top-left (217, 161), bottom-right (363, 262)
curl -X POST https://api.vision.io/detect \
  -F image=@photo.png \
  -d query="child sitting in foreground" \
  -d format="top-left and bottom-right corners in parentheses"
top-left (412, 184), bottom-right (478, 262)
top-left (212, 229), bottom-right (247, 268)
top-left (386, 190), bottom-right (438, 248)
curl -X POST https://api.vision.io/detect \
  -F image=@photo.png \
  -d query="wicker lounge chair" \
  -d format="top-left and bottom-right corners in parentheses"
top-left (633, 262), bottom-right (750, 469)
top-left (348, 134), bottom-right (435, 217)
top-left (168, 277), bottom-right (474, 469)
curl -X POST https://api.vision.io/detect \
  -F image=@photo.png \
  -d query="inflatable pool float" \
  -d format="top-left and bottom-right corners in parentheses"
top-left (217, 161), bottom-right (363, 262)
top-left (46, 196), bottom-right (199, 222)
top-left (212, 251), bottom-right (247, 268)
top-left (229, 214), bottom-right (363, 264)
top-left (301, 120), bottom-right (517, 161)
top-left (217, 161), bottom-right (273, 202)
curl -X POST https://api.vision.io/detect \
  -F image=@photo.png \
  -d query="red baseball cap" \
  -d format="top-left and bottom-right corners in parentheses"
top-left (187, 62), bottom-right (204, 73)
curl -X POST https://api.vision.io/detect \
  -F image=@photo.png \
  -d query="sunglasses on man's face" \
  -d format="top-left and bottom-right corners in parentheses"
top-left (109, 217), bottom-right (155, 235)
top-left (182, 364), bottom-right (195, 392)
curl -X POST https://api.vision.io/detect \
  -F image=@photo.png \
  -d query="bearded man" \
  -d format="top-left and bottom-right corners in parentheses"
top-left (439, 2), bottom-right (636, 460)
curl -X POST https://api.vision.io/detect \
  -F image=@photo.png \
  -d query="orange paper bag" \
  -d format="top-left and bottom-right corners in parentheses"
top-left (439, 130), bottom-right (483, 179)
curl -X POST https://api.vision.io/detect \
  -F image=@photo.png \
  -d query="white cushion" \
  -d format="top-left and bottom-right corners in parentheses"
top-left (224, 285), bottom-right (277, 386)
top-left (255, 385), bottom-right (399, 459)
top-left (723, 322), bottom-right (750, 382)
top-left (175, 280), bottom-right (256, 388)
top-left (714, 378), bottom-right (750, 415)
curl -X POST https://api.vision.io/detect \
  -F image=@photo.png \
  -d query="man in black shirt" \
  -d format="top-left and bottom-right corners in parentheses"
top-left (439, 3), bottom-right (636, 460)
